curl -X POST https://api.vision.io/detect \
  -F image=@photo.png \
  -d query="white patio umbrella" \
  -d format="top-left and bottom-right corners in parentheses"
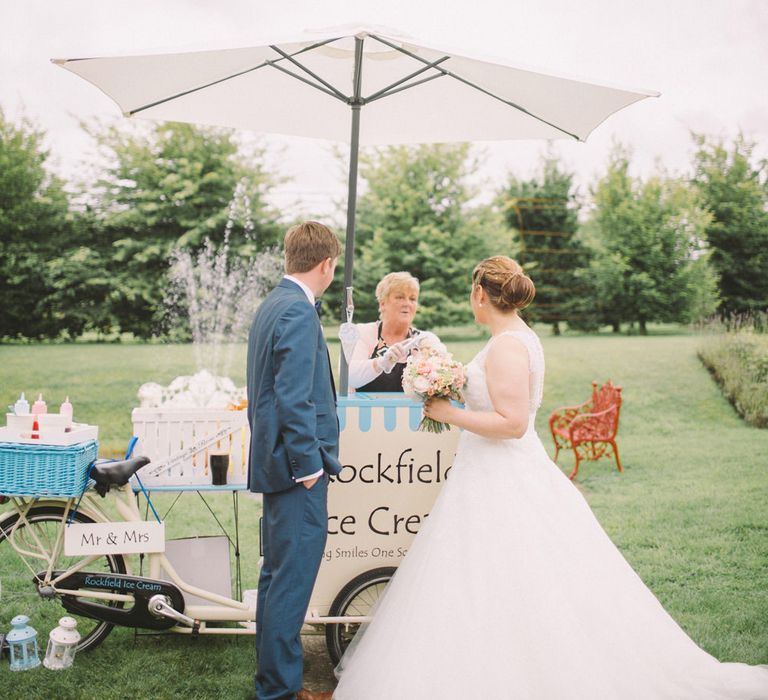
top-left (53, 24), bottom-right (658, 393)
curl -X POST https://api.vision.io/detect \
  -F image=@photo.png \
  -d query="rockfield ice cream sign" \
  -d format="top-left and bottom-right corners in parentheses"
top-left (308, 396), bottom-right (460, 614)
top-left (328, 446), bottom-right (453, 537)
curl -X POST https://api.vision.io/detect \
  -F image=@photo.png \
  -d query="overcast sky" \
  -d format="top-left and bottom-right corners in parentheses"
top-left (2, 0), bottom-right (767, 219)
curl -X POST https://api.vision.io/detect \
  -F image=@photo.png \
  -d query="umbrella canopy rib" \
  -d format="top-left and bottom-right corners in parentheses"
top-left (264, 61), bottom-right (349, 103)
top-left (126, 36), bottom-right (345, 117)
top-left (442, 71), bottom-right (581, 141)
top-left (364, 56), bottom-right (452, 103)
top-left (268, 45), bottom-right (349, 102)
top-left (365, 72), bottom-right (447, 105)
top-left (369, 33), bottom-right (581, 141)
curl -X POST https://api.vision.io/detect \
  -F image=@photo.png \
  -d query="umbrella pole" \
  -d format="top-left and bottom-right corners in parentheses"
top-left (339, 37), bottom-right (364, 396)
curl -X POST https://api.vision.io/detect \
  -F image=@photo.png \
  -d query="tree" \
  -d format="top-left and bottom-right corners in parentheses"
top-left (348, 144), bottom-right (510, 327)
top-left (586, 145), bottom-right (717, 334)
top-left (0, 109), bottom-right (98, 340)
top-left (42, 206), bottom-right (117, 338)
top-left (692, 134), bottom-right (768, 314)
top-left (87, 121), bottom-right (282, 337)
top-left (498, 155), bottom-right (588, 334)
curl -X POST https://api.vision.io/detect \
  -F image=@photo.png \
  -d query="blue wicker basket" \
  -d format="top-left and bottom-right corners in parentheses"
top-left (0, 440), bottom-right (98, 497)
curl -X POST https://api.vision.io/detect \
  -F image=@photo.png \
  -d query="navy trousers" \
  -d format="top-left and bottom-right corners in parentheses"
top-left (255, 474), bottom-right (328, 700)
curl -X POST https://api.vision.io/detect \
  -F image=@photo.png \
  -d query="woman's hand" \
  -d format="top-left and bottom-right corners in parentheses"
top-left (379, 340), bottom-right (412, 373)
top-left (423, 397), bottom-right (456, 425)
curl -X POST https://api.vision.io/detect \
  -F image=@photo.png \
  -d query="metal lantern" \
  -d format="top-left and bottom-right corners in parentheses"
top-left (6, 614), bottom-right (41, 671)
top-left (43, 616), bottom-right (80, 670)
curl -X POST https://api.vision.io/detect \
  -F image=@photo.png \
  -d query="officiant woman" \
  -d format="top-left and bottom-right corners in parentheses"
top-left (348, 271), bottom-right (423, 392)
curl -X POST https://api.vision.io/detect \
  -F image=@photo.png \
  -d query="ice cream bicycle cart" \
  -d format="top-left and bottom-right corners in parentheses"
top-left (0, 393), bottom-right (458, 664)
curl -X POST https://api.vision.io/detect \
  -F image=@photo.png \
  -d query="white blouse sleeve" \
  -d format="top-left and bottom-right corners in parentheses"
top-left (347, 323), bottom-right (382, 390)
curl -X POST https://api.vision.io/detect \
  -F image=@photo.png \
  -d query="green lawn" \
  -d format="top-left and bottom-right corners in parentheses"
top-left (1, 330), bottom-right (766, 698)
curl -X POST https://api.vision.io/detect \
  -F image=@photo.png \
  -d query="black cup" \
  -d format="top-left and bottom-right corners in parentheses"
top-left (210, 454), bottom-right (229, 486)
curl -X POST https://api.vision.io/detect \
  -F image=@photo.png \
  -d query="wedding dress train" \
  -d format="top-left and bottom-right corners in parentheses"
top-left (334, 330), bottom-right (768, 699)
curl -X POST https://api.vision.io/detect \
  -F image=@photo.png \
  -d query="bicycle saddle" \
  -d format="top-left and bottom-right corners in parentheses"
top-left (91, 456), bottom-right (151, 494)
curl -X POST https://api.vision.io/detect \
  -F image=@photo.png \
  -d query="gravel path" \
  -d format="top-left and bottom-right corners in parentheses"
top-left (302, 634), bottom-right (338, 694)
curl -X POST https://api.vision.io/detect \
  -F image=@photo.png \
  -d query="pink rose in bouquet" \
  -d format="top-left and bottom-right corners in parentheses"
top-left (401, 334), bottom-right (466, 433)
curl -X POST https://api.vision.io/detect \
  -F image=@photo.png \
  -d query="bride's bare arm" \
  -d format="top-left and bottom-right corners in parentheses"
top-left (423, 335), bottom-right (531, 439)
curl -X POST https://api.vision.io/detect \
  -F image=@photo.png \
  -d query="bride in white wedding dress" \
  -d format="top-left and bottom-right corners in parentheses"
top-left (333, 256), bottom-right (768, 700)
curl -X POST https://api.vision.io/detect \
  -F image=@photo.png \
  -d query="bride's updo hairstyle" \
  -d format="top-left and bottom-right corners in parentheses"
top-left (472, 256), bottom-right (535, 312)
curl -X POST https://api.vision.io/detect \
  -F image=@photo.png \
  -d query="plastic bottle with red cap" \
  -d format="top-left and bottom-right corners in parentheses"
top-left (30, 394), bottom-right (47, 439)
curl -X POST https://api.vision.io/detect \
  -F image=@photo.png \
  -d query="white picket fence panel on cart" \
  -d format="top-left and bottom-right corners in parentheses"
top-left (130, 408), bottom-right (250, 488)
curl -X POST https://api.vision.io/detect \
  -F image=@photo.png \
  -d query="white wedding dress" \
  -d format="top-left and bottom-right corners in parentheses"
top-left (334, 330), bottom-right (768, 700)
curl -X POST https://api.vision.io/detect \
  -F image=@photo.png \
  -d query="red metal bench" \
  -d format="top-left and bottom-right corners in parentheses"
top-left (549, 380), bottom-right (623, 480)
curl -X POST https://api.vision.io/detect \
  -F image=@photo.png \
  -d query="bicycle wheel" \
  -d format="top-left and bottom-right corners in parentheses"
top-left (325, 567), bottom-right (396, 666)
top-left (0, 505), bottom-right (127, 652)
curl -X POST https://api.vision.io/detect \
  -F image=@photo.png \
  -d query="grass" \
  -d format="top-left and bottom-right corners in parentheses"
top-left (1, 328), bottom-right (767, 698)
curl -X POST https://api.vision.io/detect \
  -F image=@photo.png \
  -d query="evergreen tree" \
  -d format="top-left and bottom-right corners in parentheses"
top-left (348, 144), bottom-right (508, 327)
top-left (88, 121), bottom-right (281, 337)
top-left (0, 109), bottom-right (97, 339)
top-left (498, 155), bottom-right (587, 334)
top-left (692, 134), bottom-right (768, 314)
top-left (587, 145), bottom-right (717, 333)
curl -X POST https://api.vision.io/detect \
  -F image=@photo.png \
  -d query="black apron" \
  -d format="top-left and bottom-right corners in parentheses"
top-left (357, 322), bottom-right (420, 393)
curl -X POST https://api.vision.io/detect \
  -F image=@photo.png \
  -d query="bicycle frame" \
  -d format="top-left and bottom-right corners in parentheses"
top-left (1, 484), bottom-right (368, 636)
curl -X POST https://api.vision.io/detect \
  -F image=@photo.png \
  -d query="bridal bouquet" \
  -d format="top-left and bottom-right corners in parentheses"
top-left (402, 334), bottom-right (467, 433)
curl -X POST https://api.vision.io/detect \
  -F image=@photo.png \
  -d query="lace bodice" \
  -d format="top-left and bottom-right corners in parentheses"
top-left (463, 329), bottom-right (545, 417)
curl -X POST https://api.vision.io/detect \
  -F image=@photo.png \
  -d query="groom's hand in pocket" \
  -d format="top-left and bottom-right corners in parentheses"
top-left (302, 476), bottom-right (320, 490)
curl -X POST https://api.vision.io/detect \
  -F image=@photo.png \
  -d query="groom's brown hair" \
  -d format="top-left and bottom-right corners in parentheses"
top-left (284, 221), bottom-right (342, 273)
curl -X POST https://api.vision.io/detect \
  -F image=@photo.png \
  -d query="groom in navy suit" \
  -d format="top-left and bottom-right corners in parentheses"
top-left (247, 221), bottom-right (342, 700)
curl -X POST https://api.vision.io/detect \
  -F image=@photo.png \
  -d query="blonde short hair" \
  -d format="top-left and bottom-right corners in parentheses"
top-left (284, 221), bottom-right (342, 274)
top-left (375, 271), bottom-right (420, 306)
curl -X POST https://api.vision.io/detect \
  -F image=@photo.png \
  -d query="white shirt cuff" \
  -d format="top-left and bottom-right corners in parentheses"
top-left (295, 468), bottom-right (324, 483)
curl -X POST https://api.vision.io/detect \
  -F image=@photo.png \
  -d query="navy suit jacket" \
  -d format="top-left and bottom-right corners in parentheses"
top-left (247, 278), bottom-right (342, 494)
